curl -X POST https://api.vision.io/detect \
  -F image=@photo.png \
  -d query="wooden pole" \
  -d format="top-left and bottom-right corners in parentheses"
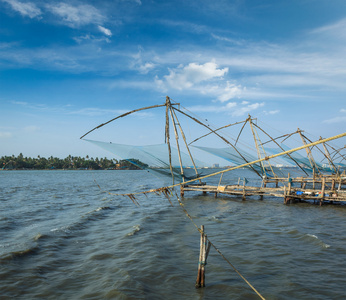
top-left (196, 225), bottom-right (211, 288)
top-left (320, 177), bottom-right (325, 206)
top-left (195, 225), bottom-right (204, 288)
top-left (242, 179), bottom-right (246, 201)
top-left (173, 107), bottom-right (263, 178)
top-left (171, 107), bottom-right (201, 182)
top-left (253, 123), bottom-right (309, 176)
top-left (249, 116), bottom-right (267, 175)
top-left (331, 179), bottom-right (335, 192)
top-left (165, 97), bottom-right (175, 184)
top-left (218, 173), bottom-right (224, 187)
top-left (320, 137), bottom-right (338, 174)
top-left (287, 173), bottom-right (292, 204)
top-left (242, 188), bottom-right (246, 201)
top-left (298, 128), bottom-right (319, 174)
top-left (80, 103), bottom-right (174, 139)
top-left (168, 103), bottom-right (185, 182)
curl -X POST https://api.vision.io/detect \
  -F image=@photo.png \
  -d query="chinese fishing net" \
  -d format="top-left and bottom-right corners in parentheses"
top-left (84, 139), bottom-right (207, 181)
top-left (192, 145), bottom-right (285, 178)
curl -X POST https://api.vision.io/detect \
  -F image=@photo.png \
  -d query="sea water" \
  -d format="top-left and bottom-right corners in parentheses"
top-left (0, 170), bottom-right (345, 299)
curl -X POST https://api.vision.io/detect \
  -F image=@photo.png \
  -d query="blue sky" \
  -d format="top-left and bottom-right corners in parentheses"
top-left (1, 0), bottom-right (346, 159)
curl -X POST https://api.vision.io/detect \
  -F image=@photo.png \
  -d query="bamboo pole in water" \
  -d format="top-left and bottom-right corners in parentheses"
top-left (195, 225), bottom-right (204, 288)
top-left (242, 179), bottom-right (246, 201)
top-left (320, 177), bottom-right (326, 206)
top-left (195, 225), bottom-right (211, 288)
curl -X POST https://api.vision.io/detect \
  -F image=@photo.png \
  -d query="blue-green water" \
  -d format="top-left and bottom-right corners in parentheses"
top-left (0, 170), bottom-right (345, 299)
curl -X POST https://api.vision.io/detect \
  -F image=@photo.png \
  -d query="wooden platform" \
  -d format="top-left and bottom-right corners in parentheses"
top-left (180, 175), bottom-right (346, 206)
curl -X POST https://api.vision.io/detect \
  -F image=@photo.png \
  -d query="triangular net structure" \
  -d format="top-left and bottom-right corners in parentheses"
top-left (85, 139), bottom-right (207, 180)
top-left (81, 97), bottom-right (346, 186)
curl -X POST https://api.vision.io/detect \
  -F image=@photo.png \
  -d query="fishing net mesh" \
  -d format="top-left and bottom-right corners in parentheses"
top-left (85, 139), bottom-right (207, 180)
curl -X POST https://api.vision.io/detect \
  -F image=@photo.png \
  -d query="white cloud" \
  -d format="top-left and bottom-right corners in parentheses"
top-left (160, 19), bottom-right (210, 35)
top-left (68, 107), bottom-right (127, 117)
top-left (246, 74), bottom-right (343, 88)
top-left (155, 61), bottom-right (247, 102)
top-left (137, 62), bottom-right (155, 74)
top-left (158, 61), bottom-right (228, 91)
top-left (322, 108), bottom-right (346, 123)
top-left (217, 81), bottom-right (243, 102)
top-left (11, 100), bottom-right (28, 106)
top-left (263, 110), bottom-right (280, 115)
top-left (24, 125), bottom-right (40, 132)
top-left (2, 1), bottom-right (113, 39)
top-left (187, 101), bottom-right (264, 117)
top-left (73, 34), bottom-right (111, 44)
top-left (2, 0), bottom-right (42, 18)
top-left (121, 0), bottom-right (142, 4)
top-left (323, 116), bottom-right (346, 124)
top-left (108, 78), bottom-right (157, 90)
top-left (131, 50), bottom-right (155, 74)
top-left (0, 131), bottom-right (12, 138)
top-left (98, 25), bottom-right (112, 36)
top-left (193, 81), bottom-right (244, 102)
top-left (232, 102), bottom-right (265, 117)
top-left (211, 33), bottom-right (245, 46)
top-left (130, 47), bottom-right (156, 74)
top-left (187, 102), bottom-right (237, 113)
top-left (310, 18), bottom-right (346, 40)
top-left (46, 3), bottom-right (104, 28)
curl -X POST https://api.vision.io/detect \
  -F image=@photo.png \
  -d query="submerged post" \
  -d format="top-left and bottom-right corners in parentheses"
top-left (320, 177), bottom-right (326, 206)
top-left (242, 178), bottom-right (246, 201)
top-left (195, 225), bottom-right (211, 288)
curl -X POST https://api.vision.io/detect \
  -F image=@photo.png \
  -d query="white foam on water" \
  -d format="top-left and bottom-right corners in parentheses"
top-left (307, 234), bottom-right (331, 248)
top-left (127, 225), bottom-right (141, 236)
top-left (307, 234), bottom-right (318, 239)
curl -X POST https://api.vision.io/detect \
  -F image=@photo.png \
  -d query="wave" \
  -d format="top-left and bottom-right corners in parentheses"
top-left (0, 233), bottom-right (48, 262)
top-left (2, 246), bottom-right (38, 261)
top-left (50, 205), bottom-right (117, 234)
top-left (127, 225), bottom-right (141, 236)
top-left (93, 206), bottom-right (113, 212)
top-left (306, 234), bottom-right (331, 248)
top-left (1, 203), bottom-right (120, 262)
top-left (208, 215), bottom-right (224, 223)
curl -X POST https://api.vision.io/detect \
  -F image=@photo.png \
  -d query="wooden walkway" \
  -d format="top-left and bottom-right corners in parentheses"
top-left (181, 174), bottom-right (346, 206)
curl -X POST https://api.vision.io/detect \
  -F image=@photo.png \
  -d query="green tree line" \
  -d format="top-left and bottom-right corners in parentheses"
top-left (1, 153), bottom-right (148, 170)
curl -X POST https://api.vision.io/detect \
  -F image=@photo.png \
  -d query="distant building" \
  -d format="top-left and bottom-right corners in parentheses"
top-left (212, 163), bottom-right (220, 168)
